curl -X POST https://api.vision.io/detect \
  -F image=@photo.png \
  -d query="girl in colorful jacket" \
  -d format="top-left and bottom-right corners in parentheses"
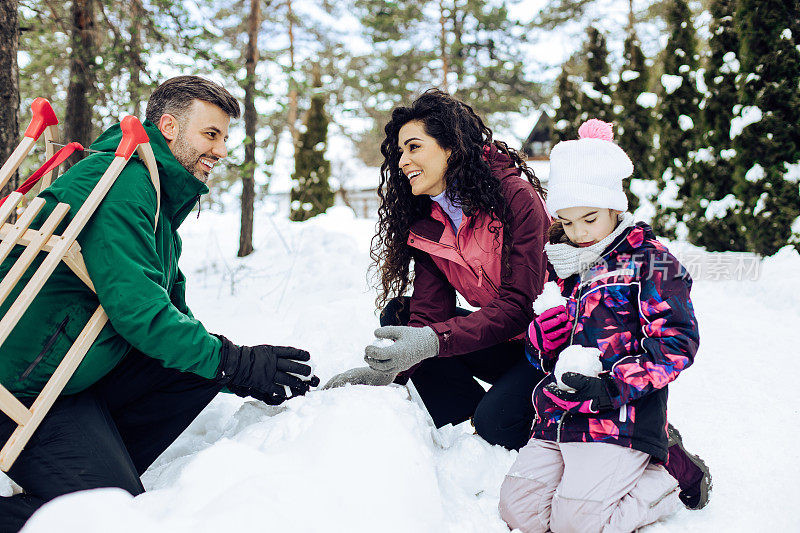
top-left (498, 120), bottom-right (700, 533)
top-left (324, 89), bottom-right (552, 450)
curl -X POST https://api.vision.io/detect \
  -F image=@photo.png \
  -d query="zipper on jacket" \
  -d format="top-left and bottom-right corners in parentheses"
top-left (568, 283), bottom-right (583, 345)
top-left (557, 411), bottom-right (568, 442)
top-left (18, 316), bottom-right (69, 382)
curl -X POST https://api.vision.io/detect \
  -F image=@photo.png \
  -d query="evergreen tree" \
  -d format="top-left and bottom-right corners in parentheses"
top-left (651, 0), bottom-right (702, 238)
top-left (614, 25), bottom-right (652, 212)
top-left (346, 0), bottom-right (539, 166)
top-left (579, 26), bottom-right (613, 124)
top-left (552, 65), bottom-right (581, 143)
top-left (290, 66), bottom-right (333, 221)
top-left (732, 0), bottom-right (800, 255)
top-left (682, 0), bottom-right (746, 251)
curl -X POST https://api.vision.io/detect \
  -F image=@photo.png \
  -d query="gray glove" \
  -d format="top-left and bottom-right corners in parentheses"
top-left (364, 326), bottom-right (439, 373)
top-left (321, 366), bottom-right (397, 389)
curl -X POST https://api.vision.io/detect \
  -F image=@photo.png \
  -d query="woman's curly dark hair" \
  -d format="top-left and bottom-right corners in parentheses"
top-left (371, 88), bottom-right (545, 310)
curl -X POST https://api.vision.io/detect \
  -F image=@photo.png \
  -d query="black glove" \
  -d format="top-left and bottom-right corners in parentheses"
top-left (215, 335), bottom-right (320, 405)
top-left (544, 372), bottom-right (618, 413)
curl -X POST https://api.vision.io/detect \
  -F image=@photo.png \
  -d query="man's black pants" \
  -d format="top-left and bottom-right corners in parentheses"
top-left (0, 349), bottom-right (222, 532)
top-left (382, 297), bottom-right (544, 451)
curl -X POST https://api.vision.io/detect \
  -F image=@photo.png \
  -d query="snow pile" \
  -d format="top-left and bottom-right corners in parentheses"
top-left (553, 346), bottom-right (603, 392)
top-left (636, 92), bottom-right (658, 109)
top-left (661, 74), bottom-right (683, 95)
top-left (532, 281), bottom-right (567, 315)
top-left (678, 115), bottom-right (694, 131)
top-left (745, 164), bottom-right (765, 183)
top-left (3, 205), bottom-right (800, 532)
top-left (783, 161), bottom-right (800, 183)
top-left (730, 106), bottom-right (763, 139)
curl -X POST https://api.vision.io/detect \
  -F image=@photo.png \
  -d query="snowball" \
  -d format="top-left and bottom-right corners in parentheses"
top-left (661, 74), bottom-right (683, 95)
top-left (730, 106), bottom-right (763, 139)
top-left (636, 92), bottom-right (658, 109)
top-left (554, 345), bottom-right (603, 392)
top-left (371, 338), bottom-right (394, 348)
top-left (532, 281), bottom-right (568, 315)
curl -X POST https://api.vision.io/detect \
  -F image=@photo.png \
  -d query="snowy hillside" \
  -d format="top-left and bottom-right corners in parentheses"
top-left (3, 205), bottom-right (800, 532)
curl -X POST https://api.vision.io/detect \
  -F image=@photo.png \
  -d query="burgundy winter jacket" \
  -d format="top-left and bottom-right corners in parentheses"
top-left (403, 146), bottom-right (550, 365)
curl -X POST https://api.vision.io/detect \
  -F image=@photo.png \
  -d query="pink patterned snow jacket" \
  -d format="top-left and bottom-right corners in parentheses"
top-left (401, 145), bottom-right (550, 369)
top-left (527, 222), bottom-right (699, 461)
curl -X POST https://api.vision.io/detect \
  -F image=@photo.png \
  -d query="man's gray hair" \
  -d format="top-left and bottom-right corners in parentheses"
top-left (145, 76), bottom-right (240, 124)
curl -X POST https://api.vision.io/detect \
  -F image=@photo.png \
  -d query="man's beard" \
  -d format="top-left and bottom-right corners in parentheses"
top-left (172, 134), bottom-right (212, 183)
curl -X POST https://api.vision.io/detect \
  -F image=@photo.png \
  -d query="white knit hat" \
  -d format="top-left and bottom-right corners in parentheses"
top-left (546, 119), bottom-right (633, 217)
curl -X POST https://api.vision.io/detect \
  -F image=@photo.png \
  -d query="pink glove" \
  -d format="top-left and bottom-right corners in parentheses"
top-left (527, 305), bottom-right (571, 353)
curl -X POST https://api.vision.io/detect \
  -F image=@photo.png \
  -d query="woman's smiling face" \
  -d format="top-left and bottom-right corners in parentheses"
top-left (397, 120), bottom-right (451, 196)
top-left (556, 206), bottom-right (619, 247)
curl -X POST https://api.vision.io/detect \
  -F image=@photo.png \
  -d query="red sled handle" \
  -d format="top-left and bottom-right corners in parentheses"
top-left (23, 98), bottom-right (59, 141)
top-left (115, 116), bottom-right (150, 160)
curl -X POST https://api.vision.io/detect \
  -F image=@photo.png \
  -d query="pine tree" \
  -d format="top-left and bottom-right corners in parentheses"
top-left (731, 0), bottom-right (800, 255)
top-left (552, 65), bottom-right (581, 143)
top-left (579, 26), bottom-right (613, 124)
top-left (614, 24), bottom-right (652, 212)
top-left (290, 65), bottom-right (333, 221)
top-left (651, 0), bottom-right (702, 238)
top-left (346, 0), bottom-right (540, 166)
top-left (682, 0), bottom-right (745, 251)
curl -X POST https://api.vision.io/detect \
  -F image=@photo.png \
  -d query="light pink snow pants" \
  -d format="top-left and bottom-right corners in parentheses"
top-left (499, 439), bottom-right (680, 533)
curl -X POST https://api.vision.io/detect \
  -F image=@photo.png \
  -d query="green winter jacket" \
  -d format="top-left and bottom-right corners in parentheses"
top-left (0, 120), bottom-right (222, 398)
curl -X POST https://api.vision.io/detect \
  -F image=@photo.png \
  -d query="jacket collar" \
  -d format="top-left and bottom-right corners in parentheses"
top-left (89, 120), bottom-right (208, 227)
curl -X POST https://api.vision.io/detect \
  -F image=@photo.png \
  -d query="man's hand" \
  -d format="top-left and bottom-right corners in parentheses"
top-left (363, 326), bottom-right (438, 373)
top-left (322, 367), bottom-right (397, 389)
top-left (543, 372), bottom-right (618, 414)
top-left (215, 335), bottom-right (320, 405)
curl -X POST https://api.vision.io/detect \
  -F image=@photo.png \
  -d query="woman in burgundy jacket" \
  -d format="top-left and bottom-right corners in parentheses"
top-left (325, 89), bottom-right (550, 449)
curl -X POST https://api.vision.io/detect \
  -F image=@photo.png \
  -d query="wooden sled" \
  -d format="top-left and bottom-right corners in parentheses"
top-left (0, 99), bottom-right (160, 471)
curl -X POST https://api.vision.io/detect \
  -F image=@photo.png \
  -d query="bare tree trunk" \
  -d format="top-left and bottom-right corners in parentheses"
top-left (64, 0), bottom-right (97, 170)
top-left (238, 0), bottom-right (261, 257)
top-left (439, 0), bottom-right (449, 92)
top-left (0, 0), bottom-right (20, 199)
top-left (129, 0), bottom-right (144, 119)
top-left (286, 0), bottom-right (299, 151)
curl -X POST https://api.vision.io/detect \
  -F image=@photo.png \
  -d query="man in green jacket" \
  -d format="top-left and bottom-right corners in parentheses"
top-left (0, 76), bottom-right (317, 531)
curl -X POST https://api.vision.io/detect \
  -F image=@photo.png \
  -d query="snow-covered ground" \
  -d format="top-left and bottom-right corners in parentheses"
top-left (3, 204), bottom-right (800, 532)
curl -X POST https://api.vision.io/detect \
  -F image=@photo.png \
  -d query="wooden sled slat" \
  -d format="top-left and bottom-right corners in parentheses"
top-left (0, 386), bottom-right (31, 427)
top-left (0, 203), bottom-right (71, 306)
top-left (0, 305), bottom-right (108, 470)
top-left (0, 193), bottom-right (24, 226)
top-left (0, 156), bottom-right (128, 349)
top-left (0, 197), bottom-right (46, 266)
top-left (1, 112), bottom-right (159, 472)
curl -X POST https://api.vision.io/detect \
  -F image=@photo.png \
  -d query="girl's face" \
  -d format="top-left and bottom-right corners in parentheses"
top-left (556, 207), bottom-right (619, 247)
top-left (397, 120), bottom-right (451, 196)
